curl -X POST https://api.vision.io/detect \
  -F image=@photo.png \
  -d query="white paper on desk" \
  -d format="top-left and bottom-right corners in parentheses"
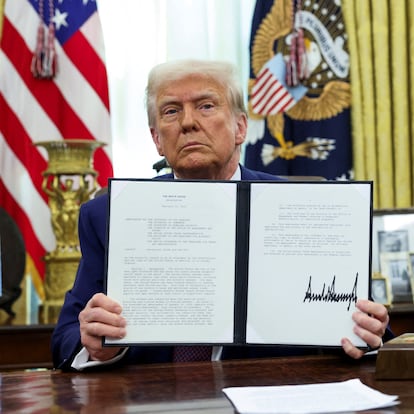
top-left (222, 378), bottom-right (399, 414)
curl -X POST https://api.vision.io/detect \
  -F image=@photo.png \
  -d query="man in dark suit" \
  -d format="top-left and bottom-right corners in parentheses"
top-left (51, 59), bottom-right (391, 371)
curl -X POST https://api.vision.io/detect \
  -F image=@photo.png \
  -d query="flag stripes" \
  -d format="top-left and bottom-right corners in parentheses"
top-left (63, 31), bottom-right (110, 110)
top-left (251, 67), bottom-right (295, 115)
top-left (4, 0), bottom-right (112, 159)
top-left (0, 0), bottom-right (113, 294)
top-left (0, 135), bottom-right (52, 280)
top-left (0, 93), bottom-right (48, 200)
top-left (2, 13), bottom-right (112, 158)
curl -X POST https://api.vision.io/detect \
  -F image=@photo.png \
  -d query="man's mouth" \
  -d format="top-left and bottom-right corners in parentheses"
top-left (181, 141), bottom-right (205, 150)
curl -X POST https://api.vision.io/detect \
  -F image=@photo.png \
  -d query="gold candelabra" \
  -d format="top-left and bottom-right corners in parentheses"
top-left (36, 139), bottom-right (105, 323)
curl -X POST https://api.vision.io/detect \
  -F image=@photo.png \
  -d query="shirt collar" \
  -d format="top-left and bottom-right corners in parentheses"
top-left (231, 165), bottom-right (241, 180)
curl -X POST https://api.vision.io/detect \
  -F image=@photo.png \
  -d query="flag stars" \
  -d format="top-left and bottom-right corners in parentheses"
top-left (52, 8), bottom-right (69, 30)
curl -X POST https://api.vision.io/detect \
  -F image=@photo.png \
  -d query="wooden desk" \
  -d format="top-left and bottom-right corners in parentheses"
top-left (0, 324), bottom-right (54, 370)
top-left (1, 355), bottom-right (413, 413)
top-left (388, 304), bottom-right (414, 336)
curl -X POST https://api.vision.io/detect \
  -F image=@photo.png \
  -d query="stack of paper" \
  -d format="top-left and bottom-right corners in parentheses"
top-left (222, 378), bottom-right (399, 413)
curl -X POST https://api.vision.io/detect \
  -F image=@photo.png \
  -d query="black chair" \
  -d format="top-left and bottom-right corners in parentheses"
top-left (152, 158), bottom-right (171, 174)
top-left (0, 208), bottom-right (26, 318)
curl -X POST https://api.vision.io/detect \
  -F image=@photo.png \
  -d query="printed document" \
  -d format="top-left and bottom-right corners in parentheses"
top-left (223, 378), bottom-right (399, 413)
top-left (104, 180), bottom-right (372, 348)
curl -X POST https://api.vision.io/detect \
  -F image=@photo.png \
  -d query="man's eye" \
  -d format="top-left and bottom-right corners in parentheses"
top-left (164, 108), bottom-right (178, 115)
top-left (200, 103), bottom-right (214, 110)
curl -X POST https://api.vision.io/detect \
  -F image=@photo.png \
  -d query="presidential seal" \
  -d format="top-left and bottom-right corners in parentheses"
top-left (248, 0), bottom-right (350, 166)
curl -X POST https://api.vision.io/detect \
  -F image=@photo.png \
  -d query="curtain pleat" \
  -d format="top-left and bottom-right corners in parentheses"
top-left (391, 2), bottom-right (411, 206)
top-left (356, 2), bottom-right (378, 199)
top-left (372, 1), bottom-right (393, 208)
top-left (342, 1), bottom-right (366, 186)
top-left (410, 1), bottom-right (414, 195)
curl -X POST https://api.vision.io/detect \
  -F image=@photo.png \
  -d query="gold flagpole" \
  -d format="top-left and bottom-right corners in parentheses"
top-left (0, 0), bottom-right (5, 43)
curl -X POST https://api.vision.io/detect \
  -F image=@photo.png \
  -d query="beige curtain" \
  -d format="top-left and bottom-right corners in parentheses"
top-left (342, 0), bottom-right (414, 209)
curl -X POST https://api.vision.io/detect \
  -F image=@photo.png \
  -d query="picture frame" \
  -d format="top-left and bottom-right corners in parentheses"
top-left (379, 252), bottom-right (414, 304)
top-left (371, 272), bottom-right (392, 306)
top-left (409, 251), bottom-right (414, 275)
top-left (372, 208), bottom-right (414, 277)
top-left (378, 229), bottom-right (409, 253)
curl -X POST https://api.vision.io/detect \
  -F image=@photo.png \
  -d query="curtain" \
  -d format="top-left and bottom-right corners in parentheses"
top-left (97, 0), bottom-right (255, 178)
top-left (343, 0), bottom-right (414, 209)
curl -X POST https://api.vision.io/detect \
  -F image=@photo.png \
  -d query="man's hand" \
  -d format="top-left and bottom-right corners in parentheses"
top-left (79, 293), bottom-right (127, 362)
top-left (341, 298), bottom-right (389, 359)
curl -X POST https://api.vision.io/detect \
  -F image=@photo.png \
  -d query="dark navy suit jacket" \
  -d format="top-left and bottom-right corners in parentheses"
top-left (51, 166), bottom-right (391, 370)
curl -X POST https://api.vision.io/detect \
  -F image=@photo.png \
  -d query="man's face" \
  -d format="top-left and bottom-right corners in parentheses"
top-left (150, 75), bottom-right (247, 179)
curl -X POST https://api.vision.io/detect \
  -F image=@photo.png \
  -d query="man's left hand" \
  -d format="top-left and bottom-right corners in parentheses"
top-left (341, 299), bottom-right (389, 359)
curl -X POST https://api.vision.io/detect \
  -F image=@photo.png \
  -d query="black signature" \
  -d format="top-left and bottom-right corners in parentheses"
top-left (303, 273), bottom-right (358, 311)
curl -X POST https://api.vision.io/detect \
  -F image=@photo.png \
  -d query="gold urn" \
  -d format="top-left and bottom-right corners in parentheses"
top-left (36, 139), bottom-right (105, 323)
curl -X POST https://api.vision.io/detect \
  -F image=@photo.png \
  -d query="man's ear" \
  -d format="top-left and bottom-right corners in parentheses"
top-left (235, 113), bottom-right (248, 145)
top-left (150, 127), bottom-right (164, 156)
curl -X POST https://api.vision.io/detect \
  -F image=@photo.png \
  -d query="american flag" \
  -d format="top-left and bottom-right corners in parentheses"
top-left (0, 0), bottom-right (113, 296)
top-left (251, 53), bottom-right (307, 116)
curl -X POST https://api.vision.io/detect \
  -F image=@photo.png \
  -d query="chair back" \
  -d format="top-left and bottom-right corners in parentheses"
top-left (0, 208), bottom-right (26, 317)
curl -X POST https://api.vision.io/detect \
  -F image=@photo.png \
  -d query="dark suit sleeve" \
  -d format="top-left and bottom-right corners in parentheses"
top-left (51, 195), bottom-right (175, 370)
top-left (51, 196), bottom-right (108, 370)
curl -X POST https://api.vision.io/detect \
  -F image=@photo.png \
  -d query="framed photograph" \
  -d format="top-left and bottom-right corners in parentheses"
top-left (409, 252), bottom-right (414, 274)
top-left (371, 272), bottom-right (392, 306)
top-left (380, 252), bottom-right (413, 304)
top-left (372, 208), bottom-right (414, 275)
top-left (378, 229), bottom-right (409, 253)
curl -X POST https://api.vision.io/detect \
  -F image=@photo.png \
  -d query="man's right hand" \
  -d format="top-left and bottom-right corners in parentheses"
top-left (79, 292), bottom-right (127, 362)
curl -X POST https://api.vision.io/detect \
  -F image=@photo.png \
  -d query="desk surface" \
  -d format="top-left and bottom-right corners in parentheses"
top-left (1, 354), bottom-right (412, 413)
